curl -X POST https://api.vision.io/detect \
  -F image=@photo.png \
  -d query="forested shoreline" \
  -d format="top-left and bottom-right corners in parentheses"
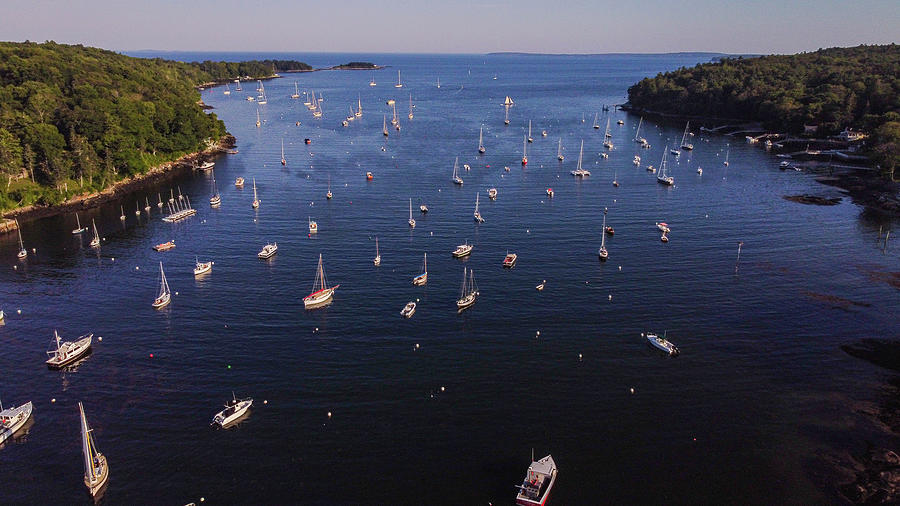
top-left (626, 45), bottom-right (900, 175)
top-left (0, 41), bottom-right (310, 214)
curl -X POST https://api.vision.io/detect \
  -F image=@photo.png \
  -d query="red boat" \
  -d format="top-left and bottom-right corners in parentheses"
top-left (153, 240), bottom-right (175, 252)
top-left (366, 172), bottom-right (374, 180)
top-left (503, 252), bottom-right (517, 268)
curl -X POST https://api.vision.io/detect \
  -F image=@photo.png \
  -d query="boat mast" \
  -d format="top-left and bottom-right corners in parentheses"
top-left (79, 402), bottom-right (95, 482)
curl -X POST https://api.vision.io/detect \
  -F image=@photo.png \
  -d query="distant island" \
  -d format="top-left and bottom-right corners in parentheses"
top-left (326, 62), bottom-right (381, 70)
top-left (193, 59), bottom-right (312, 85)
top-left (0, 41), bottom-right (248, 215)
top-left (624, 44), bottom-right (900, 176)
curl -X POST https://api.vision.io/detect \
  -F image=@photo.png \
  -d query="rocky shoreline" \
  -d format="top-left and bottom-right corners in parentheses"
top-left (1, 134), bottom-right (235, 227)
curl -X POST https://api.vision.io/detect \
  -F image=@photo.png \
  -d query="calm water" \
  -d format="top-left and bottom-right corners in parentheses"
top-left (1, 53), bottom-right (898, 504)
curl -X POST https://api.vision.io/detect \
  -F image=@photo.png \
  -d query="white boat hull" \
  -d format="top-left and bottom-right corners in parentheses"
top-left (46, 335), bottom-right (93, 368)
top-left (0, 401), bottom-right (33, 444)
top-left (304, 287), bottom-right (335, 308)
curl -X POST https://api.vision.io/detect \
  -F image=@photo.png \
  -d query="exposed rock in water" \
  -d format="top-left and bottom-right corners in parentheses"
top-left (784, 194), bottom-right (842, 206)
top-left (839, 447), bottom-right (900, 504)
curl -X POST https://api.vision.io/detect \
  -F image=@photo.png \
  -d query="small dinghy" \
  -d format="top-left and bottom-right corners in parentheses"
top-left (400, 301), bottom-right (416, 318)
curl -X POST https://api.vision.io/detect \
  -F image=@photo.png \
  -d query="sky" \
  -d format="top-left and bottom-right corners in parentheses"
top-left (2, 0), bottom-right (898, 55)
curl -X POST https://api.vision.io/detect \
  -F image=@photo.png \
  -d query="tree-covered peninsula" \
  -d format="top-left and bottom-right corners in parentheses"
top-left (0, 41), bottom-right (310, 213)
top-left (626, 45), bottom-right (900, 173)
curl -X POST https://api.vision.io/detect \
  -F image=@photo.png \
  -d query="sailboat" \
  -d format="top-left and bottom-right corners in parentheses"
top-left (79, 402), bottom-right (109, 497)
top-left (152, 262), bottom-right (171, 308)
top-left (382, 115), bottom-right (389, 137)
top-left (603, 118), bottom-right (614, 149)
top-left (144, 197), bottom-right (151, 212)
top-left (598, 208), bottom-right (609, 261)
top-left (291, 82), bottom-right (300, 99)
top-left (592, 112), bottom-right (600, 129)
top-left (223, 83), bottom-right (231, 95)
top-left (257, 81), bottom-right (267, 104)
top-left (503, 96), bottom-right (515, 106)
top-left (557, 138), bottom-right (564, 161)
top-left (256, 108), bottom-right (261, 128)
top-left (369, 73), bottom-right (377, 86)
top-left (452, 157), bottom-right (464, 185)
top-left (408, 198), bottom-right (416, 228)
top-left (303, 254), bottom-right (339, 308)
top-left (157, 193), bottom-right (163, 208)
top-left (723, 147), bottom-right (730, 166)
top-left (235, 79), bottom-right (241, 92)
top-left (89, 219), bottom-right (100, 248)
top-left (613, 171), bottom-right (619, 187)
top-left (72, 213), bottom-right (87, 234)
top-left (633, 117), bottom-right (647, 145)
top-left (504, 105), bottom-right (510, 126)
top-left (373, 237), bottom-right (381, 266)
top-left (527, 120), bottom-right (533, 143)
top-left (408, 94), bottom-right (414, 120)
top-left (680, 121), bottom-right (693, 150)
top-left (657, 150), bottom-right (674, 186)
top-left (119, 206), bottom-right (125, 221)
top-left (570, 140), bottom-right (590, 176)
top-left (456, 267), bottom-right (479, 310)
top-left (252, 178), bottom-right (260, 208)
top-left (394, 70), bottom-right (403, 88)
top-left (391, 102), bottom-right (399, 128)
top-left (326, 177), bottom-right (333, 200)
top-left (473, 193), bottom-right (484, 223)
top-left (436, 77), bottom-right (441, 88)
top-left (281, 139), bottom-right (286, 165)
top-left (412, 252), bottom-right (427, 286)
top-left (135, 201), bottom-right (141, 217)
top-left (521, 135), bottom-right (528, 166)
top-left (478, 126), bottom-right (486, 154)
top-left (209, 170), bottom-right (221, 207)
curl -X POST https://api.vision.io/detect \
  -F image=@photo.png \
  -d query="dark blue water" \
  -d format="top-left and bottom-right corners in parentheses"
top-left (1, 53), bottom-right (898, 504)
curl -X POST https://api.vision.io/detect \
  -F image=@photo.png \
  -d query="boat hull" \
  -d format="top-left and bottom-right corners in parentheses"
top-left (85, 454), bottom-right (109, 497)
top-left (46, 335), bottom-right (93, 368)
top-left (0, 401), bottom-right (33, 444)
top-left (152, 294), bottom-right (171, 309)
top-left (304, 287), bottom-right (337, 309)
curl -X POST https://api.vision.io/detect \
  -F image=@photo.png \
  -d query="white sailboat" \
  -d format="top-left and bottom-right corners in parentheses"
top-left (144, 197), bottom-right (151, 212)
top-left (598, 208), bottom-right (609, 261)
top-left (369, 73), bottom-right (377, 86)
top-left (680, 121), bottom-right (693, 150)
top-left (383, 115), bottom-right (389, 137)
top-left (252, 178), bottom-right (260, 208)
top-left (592, 112), bottom-right (600, 129)
top-left (119, 205), bottom-right (125, 221)
top-left (223, 83), bottom-right (230, 95)
top-left (257, 81), bottom-right (267, 104)
top-left (527, 120), bottom-right (533, 143)
top-left (281, 139), bottom-right (286, 166)
top-left (723, 147), bottom-right (730, 166)
top-left (326, 177), bottom-right (333, 200)
top-left (255, 108), bottom-right (261, 128)
top-left (657, 150), bottom-right (674, 186)
top-left (478, 126), bottom-right (486, 154)
top-left (408, 94), bottom-right (414, 120)
top-left (291, 82), bottom-right (300, 99)
top-left (303, 254), bottom-right (339, 308)
top-left (633, 117), bottom-right (647, 145)
top-left (209, 170), bottom-right (221, 207)
top-left (473, 192), bottom-right (484, 223)
top-left (89, 219), bottom-right (100, 248)
top-left (408, 198), bottom-right (416, 228)
top-left (603, 117), bottom-right (613, 149)
top-left (436, 77), bottom-right (441, 88)
top-left (373, 237), bottom-right (381, 266)
top-left (452, 157), bottom-right (464, 185)
top-left (394, 70), bottom-right (403, 88)
top-left (152, 262), bottom-right (171, 308)
top-left (570, 140), bottom-right (591, 176)
top-left (557, 138), bottom-right (564, 161)
top-left (79, 402), bottom-right (109, 497)
top-left (412, 252), bottom-right (427, 286)
top-left (456, 267), bottom-right (479, 310)
top-left (521, 135), bottom-right (528, 166)
top-left (72, 213), bottom-right (87, 234)
top-left (504, 105), bottom-right (510, 126)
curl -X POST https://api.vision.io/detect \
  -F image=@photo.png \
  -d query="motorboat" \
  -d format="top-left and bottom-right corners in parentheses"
top-left (153, 240), bottom-right (175, 252)
top-left (645, 332), bottom-right (679, 356)
top-left (194, 259), bottom-right (213, 276)
top-left (212, 393), bottom-right (253, 427)
top-left (0, 400), bottom-right (33, 444)
top-left (258, 242), bottom-right (278, 259)
top-left (515, 454), bottom-right (558, 506)
top-left (400, 301), bottom-right (416, 318)
top-left (45, 330), bottom-right (92, 368)
top-left (452, 242), bottom-right (473, 258)
top-left (503, 252), bottom-right (518, 268)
